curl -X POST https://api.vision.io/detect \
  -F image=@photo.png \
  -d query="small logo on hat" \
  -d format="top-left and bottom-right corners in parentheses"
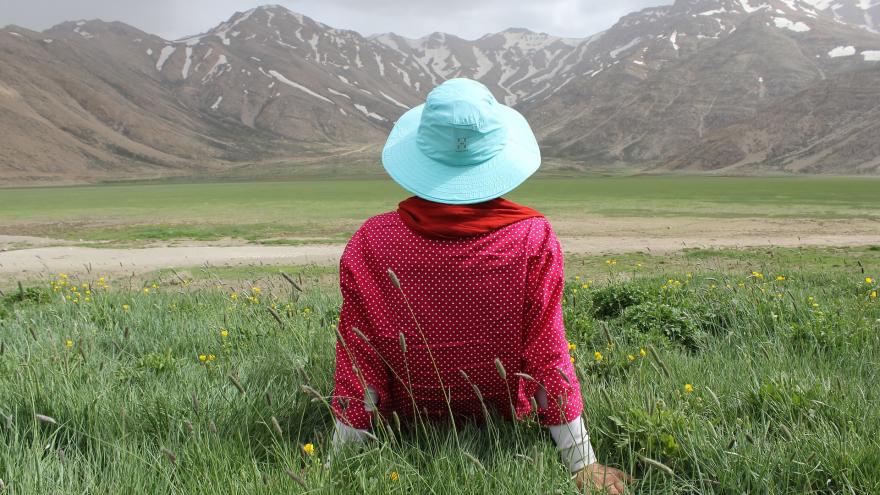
top-left (456, 137), bottom-right (468, 152)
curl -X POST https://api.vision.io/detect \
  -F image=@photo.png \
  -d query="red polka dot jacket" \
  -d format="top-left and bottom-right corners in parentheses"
top-left (331, 211), bottom-right (583, 430)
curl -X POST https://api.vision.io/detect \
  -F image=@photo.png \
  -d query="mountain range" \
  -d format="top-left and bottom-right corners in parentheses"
top-left (1, 0), bottom-right (879, 184)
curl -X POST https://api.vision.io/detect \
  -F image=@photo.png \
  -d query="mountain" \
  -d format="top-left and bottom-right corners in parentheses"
top-left (659, 65), bottom-right (880, 173)
top-left (1, 0), bottom-right (879, 184)
top-left (522, 0), bottom-right (880, 170)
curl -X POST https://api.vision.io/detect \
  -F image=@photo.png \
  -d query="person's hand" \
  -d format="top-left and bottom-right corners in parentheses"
top-left (574, 463), bottom-right (634, 494)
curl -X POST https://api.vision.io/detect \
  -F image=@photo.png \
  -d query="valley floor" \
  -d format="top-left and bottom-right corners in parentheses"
top-left (3, 229), bottom-right (880, 283)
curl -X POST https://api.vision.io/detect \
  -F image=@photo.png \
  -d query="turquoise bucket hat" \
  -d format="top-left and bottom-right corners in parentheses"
top-left (382, 78), bottom-right (541, 205)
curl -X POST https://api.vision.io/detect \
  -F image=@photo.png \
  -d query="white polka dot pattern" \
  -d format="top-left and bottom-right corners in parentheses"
top-left (330, 211), bottom-right (583, 430)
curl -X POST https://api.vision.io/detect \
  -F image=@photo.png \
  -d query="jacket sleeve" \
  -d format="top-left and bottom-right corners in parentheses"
top-left (518, 220), bottom-right (584, 426)
top-left (330, 230), bottom-right (391, 430)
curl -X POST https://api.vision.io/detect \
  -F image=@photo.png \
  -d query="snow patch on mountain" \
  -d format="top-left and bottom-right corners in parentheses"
top-left (202, 55), bottom-right (228, 83)
top-left (610, 38), bottom-right (641, 58)
top-left (738, 0), bottom-right (771, 13)
top-left (380, 91), bottom-right (410, 109)
top-left (828, 45), bottom-right (856, 57)
top-left (327, 88), bottom-right (351, 98)
top-left (214, 8), bottom-right (256, 46)
top-left (156, 46), bottom-right (176, 71)
top-left (268, 69), bottom-right (333, 103)
top-left (354, 104), bottom-right (387, 121)
top-left (182, 47), bottom-right (194, 79)
top-left (773, 17), bottom-right (811, 31)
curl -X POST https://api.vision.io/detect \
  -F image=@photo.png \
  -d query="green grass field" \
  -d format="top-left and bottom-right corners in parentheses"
top-left (2, 248), bottom-right (879, 493)
top-left (1, 176), bottom-right (878, 242)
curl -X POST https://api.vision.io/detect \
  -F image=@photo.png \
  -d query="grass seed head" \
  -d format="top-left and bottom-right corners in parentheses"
top-left (35, 414), bottom-right (57, 425)
top-left (494, 358), bottom-right (507, 381)
top-left (398, 332), bottom-right (407, 353)
top-left (228, 374), bottom-right (246, 395)
top-left (160, 447), bottom-right (177, 466)
top-left (270, 416), bottom-right (283, 437)
top-left (353, 327), bottom-right (369, 342)
top-left (556, 367), bottom-right (572, 385)
top-left (514, 372), bottom-right (535, 382)
top-left (638, 454), bottom-right (674, 475)
top-left (301, 384), bottom-right (322, 400)
top-left (284, 468), bottom-right (307, 488)
top-left (393, 411), bottom-right (402, 433)
top-left (463, 451), bottom-right (485, 471)
top-left (387, 268), bottom-right (401, 289)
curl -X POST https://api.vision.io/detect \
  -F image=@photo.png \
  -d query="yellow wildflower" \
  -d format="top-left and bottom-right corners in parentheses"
top-left (684, 384), bottom-right (694, 394)
top-left (252, 287), bottom-right (261, 294)
top-left (65, 339), bottom-right (73, 349)
top-left (122, 304), bottom-right (130, 311)
top-left (776, 276), bottom-right (786, 282)
top-left (151, 283), bottom-right (158, 289)
top-left (230, 293), bottom-right (238, 300)
top-left (871, 291), bottom-right (877, 301)
top-left (60, 273), bottom-right (68, 280)
top-left (302, 443), bottom-right (315, 456)
top-left (568, 342), bottom-right (576, 351)
top-left (570, 356), bottom-right (575, 363)
top-left (207, 354), bottom-right (216, 362)
top-left (751, 271), bottom-right (764, 279)
top-left (220, 329), bottom-right (229, 338)
top-left (143, 287), bottom-right (150, 294)
top-left (594, 351), bottom-right (603, 363)
top-left (639, 348), bottom-right (647, 358)
top-left (581, 284), bottom-right (590, 289)
top-left (198, 355), bottom-right (207, 363)
top-left (867, 277), bottom-right (874, 285)
top-left (390, 471), bottom-right (399, 481)
top-left (627, 355), bottom-right (636, 362)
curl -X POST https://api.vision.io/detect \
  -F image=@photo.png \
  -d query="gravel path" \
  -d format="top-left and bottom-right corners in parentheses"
top-left (3, 233), bottom-right (880, 281)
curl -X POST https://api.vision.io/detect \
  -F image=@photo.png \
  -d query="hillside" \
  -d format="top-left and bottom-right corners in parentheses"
top-left (1, 0), bottom-right (879, 184)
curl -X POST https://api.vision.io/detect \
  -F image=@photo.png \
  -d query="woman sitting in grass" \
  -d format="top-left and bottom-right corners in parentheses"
top-left (330, 78), bottom-right (631, 493)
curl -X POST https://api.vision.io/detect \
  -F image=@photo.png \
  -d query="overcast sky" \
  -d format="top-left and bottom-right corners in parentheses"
top-left (0, 0), bottom-right (670, 40)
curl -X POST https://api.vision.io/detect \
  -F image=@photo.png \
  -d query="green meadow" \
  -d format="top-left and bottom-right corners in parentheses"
top-left (1, 247), bottom-right (878, 493)
top-left (2, 176), bottom-right (879, 493)
top-left (1, 175), bottom-right (878, 242)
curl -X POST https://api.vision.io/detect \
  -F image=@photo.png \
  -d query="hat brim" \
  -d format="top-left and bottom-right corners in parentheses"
top-left (381, 103), bottom-right (541, 205)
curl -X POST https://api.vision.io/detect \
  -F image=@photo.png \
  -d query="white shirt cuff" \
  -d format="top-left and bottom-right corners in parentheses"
top-left (548, 416), bottom-right (597, 472)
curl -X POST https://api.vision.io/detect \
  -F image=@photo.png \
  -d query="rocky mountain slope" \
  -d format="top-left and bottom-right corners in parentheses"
top-left (1, 0), bottom-right (879, 184)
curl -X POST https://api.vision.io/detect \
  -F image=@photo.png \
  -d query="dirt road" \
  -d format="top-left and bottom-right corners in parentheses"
top-left (3, 233), bottom-right (880, 281)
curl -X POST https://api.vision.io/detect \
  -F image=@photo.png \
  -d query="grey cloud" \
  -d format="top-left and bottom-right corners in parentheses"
top-left (0, 0), bottom-right (671, 40)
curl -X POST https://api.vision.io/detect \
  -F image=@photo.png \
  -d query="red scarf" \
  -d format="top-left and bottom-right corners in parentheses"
top-left (397, 196), bottom-right (543, 239)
